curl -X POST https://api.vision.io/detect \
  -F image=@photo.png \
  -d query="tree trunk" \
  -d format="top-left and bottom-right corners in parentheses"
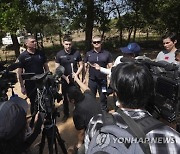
top-left (101, 30), bottom-right (105, 39)
top-left (146, 29), bottom-right (149, 41)
top-left (133, 28), bottom-right (137, 41)
top-left (11, 34), bottom-right (20, 58)
top-left (128, 28), bottom-right (133, 42)
top-left (119, 29), bottom-right (123, 45)
top-left (59, 30), bottom-right (62, 46)
top-left (84, 0), bottom-right (94, 52)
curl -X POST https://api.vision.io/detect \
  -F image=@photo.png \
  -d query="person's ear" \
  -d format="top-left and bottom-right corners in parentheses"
top-left (174, 40), bottom-right (177, 44)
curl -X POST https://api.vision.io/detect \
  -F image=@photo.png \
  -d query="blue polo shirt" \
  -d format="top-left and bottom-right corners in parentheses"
top-left (55, 49), bottom-right (82, 76)
top-left (84, 50), bottom-right (113, 80)
top-left (17, 50), bottom-right (47, 74)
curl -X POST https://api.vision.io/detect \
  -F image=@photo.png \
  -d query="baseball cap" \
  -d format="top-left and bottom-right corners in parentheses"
top-left (120, 43), bottom-right (141, 54)
top-left (0, 100), bottom-right (26, 140)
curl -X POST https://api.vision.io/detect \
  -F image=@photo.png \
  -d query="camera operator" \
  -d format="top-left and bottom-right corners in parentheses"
top-left (0, 97), bottom-right (44, 154)
top-left (85, 62), bottom-right (180, 154)
top-left (17, 35), bottom-right (49, 129)
top-left (156, 32), bottom-right (178, 63)
top-left (67, 73), bottom-right (101, 154)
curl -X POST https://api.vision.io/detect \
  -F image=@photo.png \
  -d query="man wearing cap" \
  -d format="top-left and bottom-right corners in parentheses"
top-left (84, 35), bottom-right (113, 112)
top-left (114, 42), bottom-right (141, 66)
top-left (94, 42), bottom-right (141, 78)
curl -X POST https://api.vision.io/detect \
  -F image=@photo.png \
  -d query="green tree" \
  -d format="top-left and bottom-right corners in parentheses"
top-left (0, 0), bottom-right (28, 57)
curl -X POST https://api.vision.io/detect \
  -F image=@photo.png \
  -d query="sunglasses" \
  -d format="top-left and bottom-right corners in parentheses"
top-left (92, 41), bottom-right (101, 44)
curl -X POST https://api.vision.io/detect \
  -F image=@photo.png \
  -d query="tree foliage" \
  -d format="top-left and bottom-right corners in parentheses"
top-left (0, 0), bottom-right (180, 56)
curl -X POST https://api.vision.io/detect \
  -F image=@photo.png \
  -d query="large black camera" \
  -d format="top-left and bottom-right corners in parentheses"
top-left (0, 62), bottom-right (19, 101)
top-left (22, 66), bottom-right (64, 115)
top-left (121, 57), bottom-right (180, 129)
top-left (144, 60), bottom-right (180, 124)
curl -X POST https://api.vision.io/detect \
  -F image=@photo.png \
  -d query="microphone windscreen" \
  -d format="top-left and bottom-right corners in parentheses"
top-left (55, 66), bottom-right (65, 77)
top-left (120, 57), bottom-right (136, 63)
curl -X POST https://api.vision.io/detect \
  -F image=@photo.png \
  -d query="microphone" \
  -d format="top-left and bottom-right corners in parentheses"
top-left (120, 57), bottom-right (136, 63)
top-left (55, 66), bottom-right (65, 78)
top-left (71, 63), bottom-right (74, 73)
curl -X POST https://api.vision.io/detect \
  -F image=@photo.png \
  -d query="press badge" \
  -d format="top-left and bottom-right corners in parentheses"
top-left (102, 87), bottom-right (107, 93)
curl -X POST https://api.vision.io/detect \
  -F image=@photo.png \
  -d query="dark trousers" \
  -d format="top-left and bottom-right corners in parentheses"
top-left (61, 79), bottom-right (78, 116)
top-left (88, 79), bottom-right (107, 111)
top-left (25, 81), bottom-right (37, 128)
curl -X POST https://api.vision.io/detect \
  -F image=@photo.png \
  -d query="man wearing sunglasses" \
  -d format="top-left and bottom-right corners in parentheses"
top-left (84, 35), bottom-right (113, 112)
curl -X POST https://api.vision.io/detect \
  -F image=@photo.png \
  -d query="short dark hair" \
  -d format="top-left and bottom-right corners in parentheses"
top-left (63, 35), bottom-right (72, 42)
top-left (110, 62), bottom-right (154, 109)
top-left (162, 32), bottom-right (177, 42)
top-left (67, 86), bottom-right (85, 103)
top-left (175, 49), bottom-right (180, 57)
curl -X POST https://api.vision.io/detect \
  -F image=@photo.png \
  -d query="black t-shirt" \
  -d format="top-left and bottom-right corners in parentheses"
top-left (84, 50), bottom-right (113, 80)
top-left (17, 50), bottom-right (47, 74)
top-left (55, 49), bottom-right (82, 76)
top-left (73, 90), bottom-right (102, 130)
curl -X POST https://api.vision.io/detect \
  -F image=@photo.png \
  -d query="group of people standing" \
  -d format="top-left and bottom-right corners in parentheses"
top-left (1, 32), bottom-right (179, 154)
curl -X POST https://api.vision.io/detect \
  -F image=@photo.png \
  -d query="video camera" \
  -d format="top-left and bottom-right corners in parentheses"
top-left (0, 62), bottom-right (19, 101)
top-left (22, 66), bottom-right (65, 115)
top-left (121, 57), bottom-right (180, 127)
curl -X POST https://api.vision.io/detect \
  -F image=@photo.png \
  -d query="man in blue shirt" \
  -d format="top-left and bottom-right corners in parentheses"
top-left (84, 35), bottom-right (113, 111)
top-left (17, 35), bottom-right (49, 128)
top-left (55, 35), bottom-right (83, 122)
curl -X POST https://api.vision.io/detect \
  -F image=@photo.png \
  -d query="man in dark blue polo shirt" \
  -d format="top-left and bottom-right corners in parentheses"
top-left (84, 35), bottom-right (113, 111)
top-left (17, 35), bottom-right (49, 128)
top-left (55, 35), bottom-right (83, 122)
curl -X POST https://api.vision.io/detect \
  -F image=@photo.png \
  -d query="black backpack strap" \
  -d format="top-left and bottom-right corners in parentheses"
top-left (116, 109), bottom-right (159, 154)
top-left (136, 115), bottom-right (165, 134)
top-left (101, 111), bottom-right (116, 126)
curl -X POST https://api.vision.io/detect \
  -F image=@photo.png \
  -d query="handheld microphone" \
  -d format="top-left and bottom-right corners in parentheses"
top-left (71, 63), bottom-right (74, 73)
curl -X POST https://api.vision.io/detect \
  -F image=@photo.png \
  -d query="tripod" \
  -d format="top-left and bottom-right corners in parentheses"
top-left (39, 110), bottom-right (67, 154)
